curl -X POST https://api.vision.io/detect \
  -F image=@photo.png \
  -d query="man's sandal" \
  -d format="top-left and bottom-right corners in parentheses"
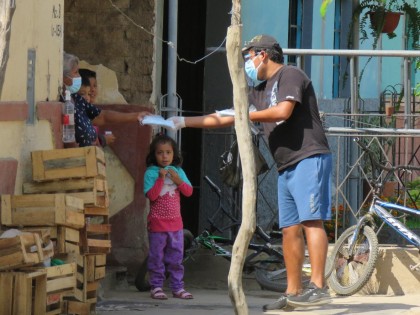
top-left (172, 289), bottom-right (193, 299)
top-left (150, 287), bottom-right (168, 300)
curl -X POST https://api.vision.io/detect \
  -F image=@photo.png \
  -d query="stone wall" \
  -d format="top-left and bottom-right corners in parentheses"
top-left (64, 0), bottom-right (156, 104)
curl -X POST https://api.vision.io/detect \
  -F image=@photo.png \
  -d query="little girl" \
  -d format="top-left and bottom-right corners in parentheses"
top-left (144, 134), bottom-right (193, 300)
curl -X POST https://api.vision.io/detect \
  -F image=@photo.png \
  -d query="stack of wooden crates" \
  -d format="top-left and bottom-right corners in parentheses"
top-left (0, 146), bottom-right (111, 315)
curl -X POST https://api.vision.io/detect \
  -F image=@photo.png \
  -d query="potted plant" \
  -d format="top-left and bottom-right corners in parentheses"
top-left (321, 1), bottom-right (420, 92)
top-left (351, 0), bottom-right (420, 50)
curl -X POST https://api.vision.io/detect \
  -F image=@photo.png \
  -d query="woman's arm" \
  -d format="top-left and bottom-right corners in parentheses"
top-left (92, 110), bottom-right (150, 126)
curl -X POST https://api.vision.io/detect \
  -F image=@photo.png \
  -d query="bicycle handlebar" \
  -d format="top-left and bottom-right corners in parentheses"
top-left (204, 176), bottom-right (222, 197)
top-left (353, 137), bottom-right (420, 173)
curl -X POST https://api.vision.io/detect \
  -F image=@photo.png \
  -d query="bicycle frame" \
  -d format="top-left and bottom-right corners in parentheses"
top-left (349, 196), bottom-right (420, 255)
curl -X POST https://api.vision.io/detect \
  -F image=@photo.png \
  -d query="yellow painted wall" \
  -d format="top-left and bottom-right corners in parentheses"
top-left (0, 0), bottom-right (63, 193)
top-left (1, 0), bottom-right (63, 103)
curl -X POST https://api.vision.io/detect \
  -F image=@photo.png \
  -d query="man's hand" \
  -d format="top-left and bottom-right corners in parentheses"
top-left (137, 111), bottom-right (152, 124)
top-left (166, 116), bottom-right (186, 130)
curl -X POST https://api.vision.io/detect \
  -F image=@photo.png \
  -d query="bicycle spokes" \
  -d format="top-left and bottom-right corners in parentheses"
top-left (335, 233), bottom-right (371, 286)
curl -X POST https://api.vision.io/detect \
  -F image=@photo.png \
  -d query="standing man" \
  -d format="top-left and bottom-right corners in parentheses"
top-left (62, 52), bottom-right (150, 147)
top-left (167, 35), bottom-right (332, 311)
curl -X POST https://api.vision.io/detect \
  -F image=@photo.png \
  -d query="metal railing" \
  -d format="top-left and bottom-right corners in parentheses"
top-left (283, 48), bottom-right (420, 129)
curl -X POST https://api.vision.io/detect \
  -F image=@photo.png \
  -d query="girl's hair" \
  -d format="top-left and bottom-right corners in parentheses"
top-left (146, 134), bottom-right (182, 167)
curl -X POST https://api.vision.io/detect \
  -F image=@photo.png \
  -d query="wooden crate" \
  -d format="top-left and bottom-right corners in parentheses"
top-left (57, 227), bottom-right (81, 255)
top-left (81, 207), bottom-right (111, 254)
top-left (19, 228), bottom-right (55, 258)
top-left (22, 226), bottom-right (80, 255)
top-left (81, 224), bottom-right (111, 254)
top-left (62, 299), bottom-right (95, 315)
top-left (31, 146), bottom-right (106, 182)
top-left (0, 270), bottom-right (47, 315)
top-left (77, 254), bottom-right (106, 282)
top-left (0, 233), bottom-right (45, 271)
top-left (1, 194), bottom-right (84, 229)
top-left (22, 263), bottom-right (76, 315)
top-left (23, 178), bottom-right (109, 208)
top-left (74, 279), bottom-right (99, 303)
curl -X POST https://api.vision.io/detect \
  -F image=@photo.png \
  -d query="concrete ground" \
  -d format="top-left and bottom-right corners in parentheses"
top-left (97, 248), bottom-right (420, 315)
top-left (97, 286), bottom-right (420, 315)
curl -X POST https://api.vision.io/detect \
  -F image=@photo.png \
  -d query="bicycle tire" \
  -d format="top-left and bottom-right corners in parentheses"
top-left (134, 256), bottom-right (150, 292)
top-left (255, 267), bottom-right (311, 293)
top-left (328, 225), bottom-right (379, 296)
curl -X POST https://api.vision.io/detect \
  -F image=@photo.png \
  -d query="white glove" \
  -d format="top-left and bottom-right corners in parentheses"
top-left (166, 116), bottom-right (186, 130)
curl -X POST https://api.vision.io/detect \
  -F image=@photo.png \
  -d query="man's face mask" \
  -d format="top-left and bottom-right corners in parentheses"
top-left (244, 53), bottom-right (265, 87)
top-left (65, 76), bottom-right (82, 94)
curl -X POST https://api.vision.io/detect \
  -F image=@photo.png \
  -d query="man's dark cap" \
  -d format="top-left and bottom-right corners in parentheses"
top-left (242, 34), bottom-right (282, 53)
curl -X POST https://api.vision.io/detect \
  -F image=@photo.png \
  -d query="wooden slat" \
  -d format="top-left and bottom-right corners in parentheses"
top-left (95, 254), bottom-right (106, 266)
top-left (85, 224), bottom-right (111, 234)
top-left (23, 178), bottom-right (97, 194)
top-left (0, 195), bottom-right (12, 225)
top-left (86, 239), bottom-right (111, 248)
top-left (31, 151), bottom-right (45, 181)
top-left (0, 273), bottom-right (13, 314)
top-left (84, 207), bottom-right (109, 216)
top-left (94, 266), bottom-right (106, 280)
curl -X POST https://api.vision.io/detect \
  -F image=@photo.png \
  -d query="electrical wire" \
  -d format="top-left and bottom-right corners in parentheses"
top-left (108, 0), bottom-right (227, 64)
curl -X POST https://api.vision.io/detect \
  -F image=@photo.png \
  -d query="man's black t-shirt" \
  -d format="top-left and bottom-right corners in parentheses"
top-left (248, 65), bottom-right (330, 171)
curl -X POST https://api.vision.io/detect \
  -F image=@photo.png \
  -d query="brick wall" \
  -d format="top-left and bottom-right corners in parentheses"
top-left (64, 0), bottom-right (155, 104)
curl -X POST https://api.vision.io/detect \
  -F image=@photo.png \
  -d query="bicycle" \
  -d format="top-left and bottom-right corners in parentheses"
top-left (327, 137), bottom-right (420, 296)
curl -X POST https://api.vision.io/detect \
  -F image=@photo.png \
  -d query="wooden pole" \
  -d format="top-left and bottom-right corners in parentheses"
top-left (0, 0), bottom-right (16, 95)
top-left (226, 1), bottom-right (257, 314)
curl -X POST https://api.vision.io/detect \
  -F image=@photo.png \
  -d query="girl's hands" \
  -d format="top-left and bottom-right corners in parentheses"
top-left (167, 168), bottom-right (183, 185)
top-left (159, 168), bottom-right (168, 178)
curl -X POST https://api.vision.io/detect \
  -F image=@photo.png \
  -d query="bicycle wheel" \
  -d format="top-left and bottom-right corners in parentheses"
top-left (328, 225), bottom-right (379, 296)
top-left (134, 256), bottom-right (150, 292)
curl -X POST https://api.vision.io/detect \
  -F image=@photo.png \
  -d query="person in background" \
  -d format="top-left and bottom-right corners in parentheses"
top-left (79, 68), bottom-right (98, 103)
top-left (78, 68), bottom-right (115, 147)
top-left (144, 134), bottom-right (194, 300)
top-left (166, 35), bottom-right (332, 312)
top-left (77, 76), bottom-right (92, 103)
top-left (62, 52), bottom-right (149, 147)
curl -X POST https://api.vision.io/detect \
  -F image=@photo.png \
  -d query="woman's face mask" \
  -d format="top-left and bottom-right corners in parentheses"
top-left (244, 53), bottom-right (265, 87)
top-left (65, 76), bottom-right (82, 94)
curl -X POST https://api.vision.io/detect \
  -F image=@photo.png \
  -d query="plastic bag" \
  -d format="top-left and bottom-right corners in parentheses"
top-left (219, 140), bottom-right (269, 188)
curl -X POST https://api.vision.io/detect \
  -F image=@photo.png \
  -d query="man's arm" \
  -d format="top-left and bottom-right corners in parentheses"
top-left (92, 110), bottom-right (150, 126)
top-left (168, 100), bottom-right (295, 130)
top-left (184, 113), bottom-right (235, 128)
top-left (249, 100), bottom-right (296, 123)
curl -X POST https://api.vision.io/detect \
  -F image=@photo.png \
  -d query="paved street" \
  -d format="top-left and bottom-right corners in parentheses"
top-left (97, 286), bottom-right (420, 315)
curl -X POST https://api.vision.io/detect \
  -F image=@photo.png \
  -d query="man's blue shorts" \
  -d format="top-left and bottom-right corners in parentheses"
top-left (277, 154), bottom-right (332, 228)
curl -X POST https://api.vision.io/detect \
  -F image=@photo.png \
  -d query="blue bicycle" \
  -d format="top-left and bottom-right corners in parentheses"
top-left (328, 138), bottom-right (420, 296)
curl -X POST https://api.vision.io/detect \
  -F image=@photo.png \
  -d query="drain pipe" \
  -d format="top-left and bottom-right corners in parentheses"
top-left (166, 0), bottom-right (178, 141)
